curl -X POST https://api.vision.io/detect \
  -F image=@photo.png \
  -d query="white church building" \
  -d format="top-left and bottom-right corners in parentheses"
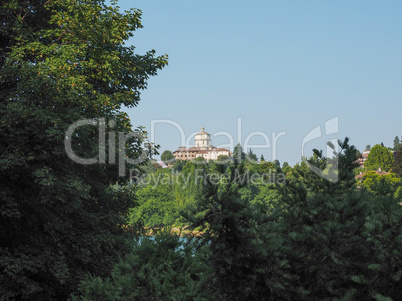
top-left (172, 126), bottom-right (231, 161)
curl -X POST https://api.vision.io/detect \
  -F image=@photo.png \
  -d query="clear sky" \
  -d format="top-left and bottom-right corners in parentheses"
top-left (118, 0), bottom-right (402, 165)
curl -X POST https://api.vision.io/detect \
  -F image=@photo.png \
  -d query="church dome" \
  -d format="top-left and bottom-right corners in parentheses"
top-left (195, 126), bottom-right (212, 149)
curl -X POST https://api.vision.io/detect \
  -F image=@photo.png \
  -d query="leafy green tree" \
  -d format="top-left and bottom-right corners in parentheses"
top-left (365, 144), bottom-right (394, 172)
top-left (0, 0), bottom-right (167, 299)
top-left (212, 156), bottom-right (229, 173)
top-left (258, 160), bottom-right (278, 174)
top-left (217, 155), bottom-right (227, 161)
top-left (161, 150), bottom-right (174, 165)
top-left (172, 159), bottom-right (186, 172)
top-left (129, 171), bottom-right (180, 228)
top-left (365, 144), bottom-right (371, 151)
top-left (360, 171), bottom-right (401, 196)
top-left (140, 159), bottom-right (161, 174)
top-left (260, 154), bottom-right (265, 161)
top-left (282, 162), bottom-right (292, 174)
top-left (217, 155), bottom-right (229, 163)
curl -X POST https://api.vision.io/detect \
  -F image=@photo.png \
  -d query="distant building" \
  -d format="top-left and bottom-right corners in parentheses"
top-left (356, 167), bottom-right (389, 180)
top-left (172, 126), bottom-right (231, 161)
top-left (356, 150), bottom-right (370, 167)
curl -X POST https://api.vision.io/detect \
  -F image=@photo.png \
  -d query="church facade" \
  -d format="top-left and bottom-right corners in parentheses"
top-left (172, 126), bottom-right (231, 161)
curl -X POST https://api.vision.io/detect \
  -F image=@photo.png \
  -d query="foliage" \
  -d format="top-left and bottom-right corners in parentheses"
top-left (0, 0), bottom-right (167, 299)
top-left (393, 150), bottom-right (402, 178)
top-left (360, 172), bottom-right (401, 196)
top-left (185, 163), bottom-right (288, 300)
top-left (276, 138), bottom-right (402, 300)
top-left (194, 156), bottom-right (206, 162)
top-left (232, 143), bottom-right (246, 163)
top-left (393, 136), bottom-right (401, 151)
top-left (140, 159), bottom-right (162, 174)
top-left (69, 139), bottom-right (402, 300)
top-left (216, 155), bottom-right (230, 167)
top-left (128, 169), bottom-right (183, 228)
top-left (161, 150), bottom-right (174, 165)
top-left (70, 232), bottom-right (212, 301)
top-left (185, 138), bottom-right (402, 300)
top-left (172, 159), bottom-right (186, 172)
top-left (365, 144), bottom-right (394, 172)
top-left (246, 148), bottom-right (258, 164)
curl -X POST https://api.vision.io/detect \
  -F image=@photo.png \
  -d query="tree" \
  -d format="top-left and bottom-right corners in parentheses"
top-left (217, 155), bottom-right (229, 162)
top-left (71, 232), bottom-right (212, 301)
top-left (216, 155), bottom-right (230, 172)
top-left (365, 145), bottom-right (371, 151)
top-left (185, 164), bottom-right (286, 300)
top-left (365, 144), bottom-right (394, 172)
top-left (161, 150), bottom-right (174, 165)
top-left (393, 150), bottom-right (402, 178)
top-left (277, 138), bottom-right (402, 299)
top-left (360, 171), bottom-right (401, 196)
top-left (246, 148), bottom-right (258, 164)
top-left (0, 0), bottom-right (167, 299)
top-left (194, 156), bottom-right (206, 162)
top-left (172, 159), bottom-right (186, 172)
top-left (232, 143), bottom-right (245, 163)
top-left (128, 172), bottom-right (179, 228)
top-left (260, 154), bottom-right (265, 162)
top-left (393, 136), bottom-right (401, 151)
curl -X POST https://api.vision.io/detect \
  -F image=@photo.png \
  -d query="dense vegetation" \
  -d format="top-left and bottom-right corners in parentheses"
top-left (2, 0), bottom-right (402, 300)
top-left (75, 139), bottom-right (402, 300)
top-left (1, 0), bottom-right (166, 299)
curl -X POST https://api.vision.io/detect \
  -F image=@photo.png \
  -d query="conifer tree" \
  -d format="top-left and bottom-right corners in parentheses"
top-left (277, 138), bottom-right (402, 299)
top-left (185, 163), bottom-right (288, 300)
top-left (393, 136), bottom-right (401, 151)
top-left (232, 143), bottom-right (246, 163)
top-left (393, 150), bottom-right (402, 178)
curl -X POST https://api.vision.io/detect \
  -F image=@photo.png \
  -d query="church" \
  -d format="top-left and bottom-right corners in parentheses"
top-left (172, 126), bottom-right (231, 161)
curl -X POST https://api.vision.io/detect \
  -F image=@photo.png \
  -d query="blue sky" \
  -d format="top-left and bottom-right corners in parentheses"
top-left (118, 0), bottom-right (402, 165)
